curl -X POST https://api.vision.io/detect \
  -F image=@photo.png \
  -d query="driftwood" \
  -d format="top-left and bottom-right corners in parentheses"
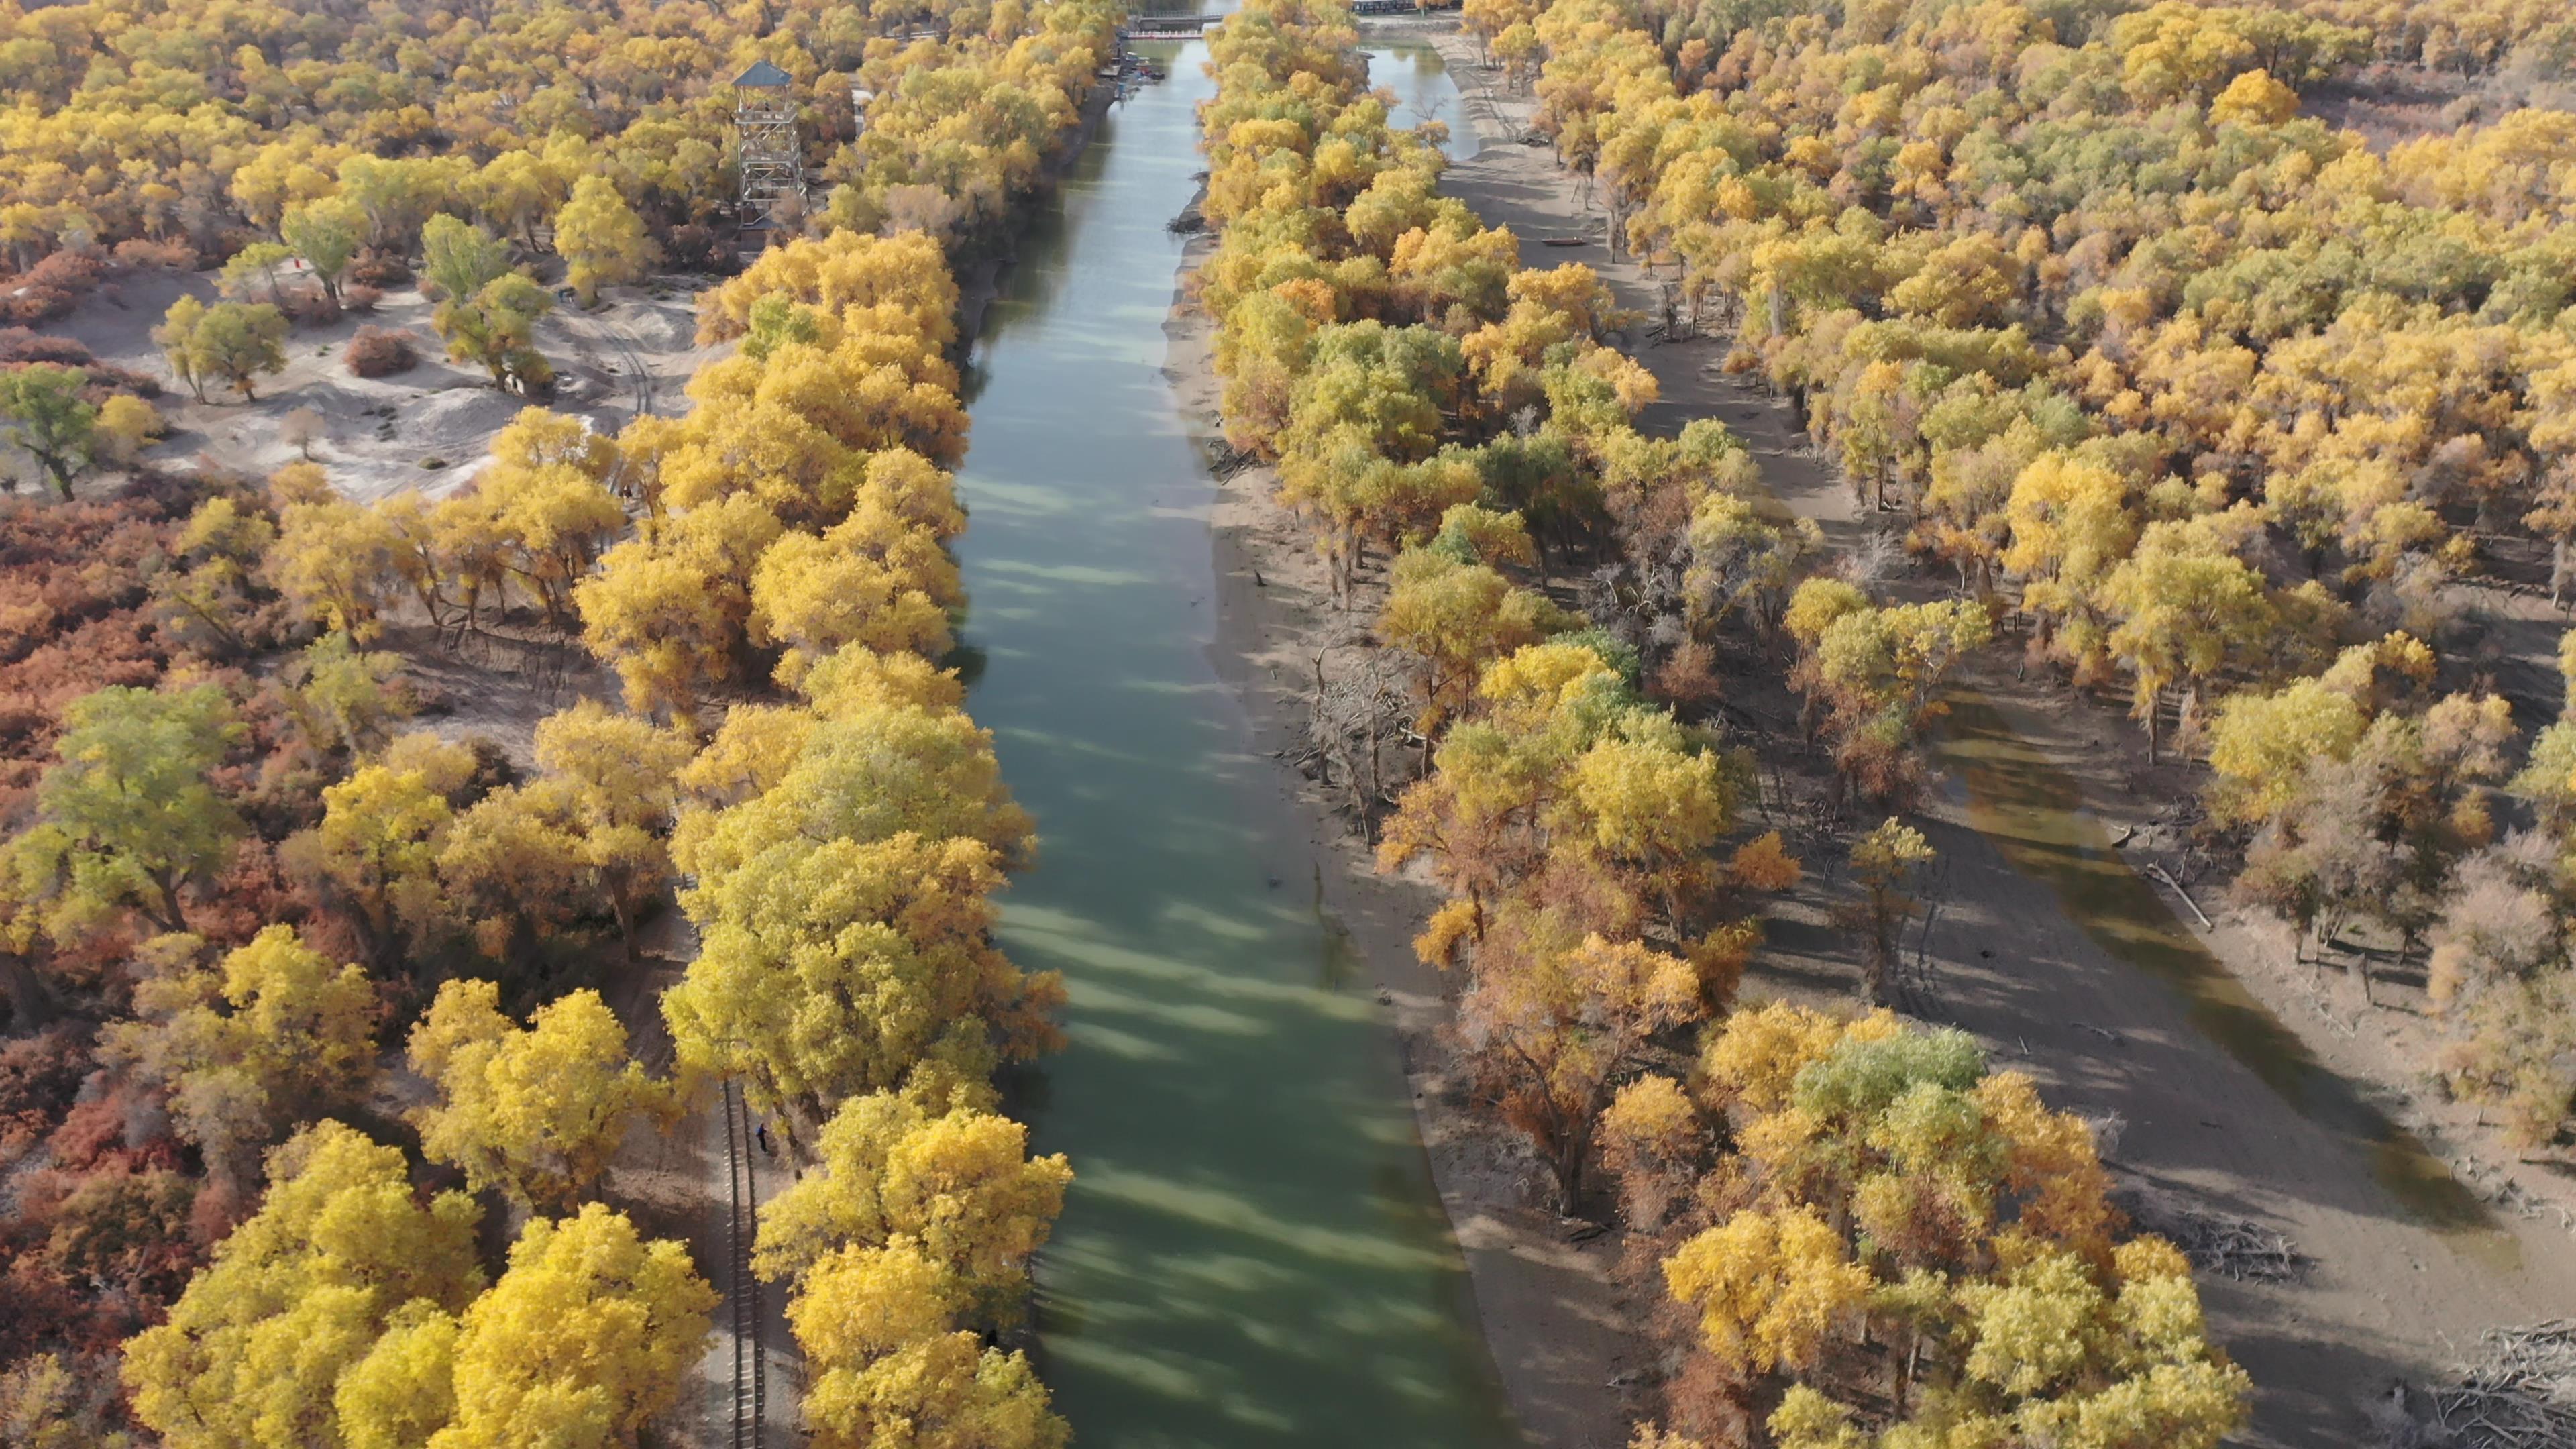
top-left (2419, 1320), bottom-right (2576, 1448)
top-left (2147, 862), bottom-right (2214, 929)
top-left (1201, 437), bottom-right (1259, 478)
top-left (2159, 1210), bottom-right (2306, 1284)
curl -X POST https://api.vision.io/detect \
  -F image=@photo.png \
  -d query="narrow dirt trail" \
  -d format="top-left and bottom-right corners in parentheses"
top-left (1423, 36), bottom-right (2576, 1447)
top-left (599, 918), bottom-right (799, 1449)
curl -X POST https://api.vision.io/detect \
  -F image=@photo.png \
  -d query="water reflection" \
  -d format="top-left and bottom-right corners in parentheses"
top-left (1368, 42), bottom-right (1481, 162)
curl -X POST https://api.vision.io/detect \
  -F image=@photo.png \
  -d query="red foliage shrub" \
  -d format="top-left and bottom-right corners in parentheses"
top-left (0, 494), bottom-right (181, 807)
top-left (38, 1166), bottom-right (201, 1305)
top-left (0, 252), bottom-right (107, 325)
top-left (345, 325), bottom-right (418, 378)
top-left (0, 330), bottom-right (162, 398)
top-left (343, 284), bottom-right (384, 313)
top-left (186, 838), bottom-right (307, 951)
top-left (665, 224), bottom-right (737, 274)
top-left (0, 1255), bottom-right (83, 1363)
top-left (108, 239), bottom-right (196, 272)
top-left (34, 1080), bottom-right (181, 1179)
top-left (1650, 641), bottom-right (1724, 715)
top-left (0, 330), bottom-right (92, 368)
top-left (0, 1027), bottom-right (91, 1165)
top-left (45, 1097), bottom-right (137, 1175)
top-left (285, 288), bottom-right (341, 326)
top-left (186, 1173), bottom-right (247, 1245)
top-left (0, 244), bottom-right (193, 328)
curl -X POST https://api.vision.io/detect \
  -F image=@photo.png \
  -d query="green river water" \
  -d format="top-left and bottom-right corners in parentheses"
top-left (948, 34), bottom-right (1523, 1448)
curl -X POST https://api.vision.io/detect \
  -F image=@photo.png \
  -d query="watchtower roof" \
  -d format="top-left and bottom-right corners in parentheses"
top-left (733, 59), bottom-right (792, 88)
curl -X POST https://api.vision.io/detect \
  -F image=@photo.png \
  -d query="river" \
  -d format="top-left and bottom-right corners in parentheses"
top-left (947, 31), bottom-right (1522, 1449)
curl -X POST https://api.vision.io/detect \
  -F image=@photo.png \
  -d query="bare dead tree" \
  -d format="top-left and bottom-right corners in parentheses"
top-left (1297, 651), bottom-right (1414, 839)
top-left (1892, 855), bottom-right (1953, 1014)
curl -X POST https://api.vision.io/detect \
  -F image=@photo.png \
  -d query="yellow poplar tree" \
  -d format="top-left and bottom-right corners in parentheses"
top-left (123, 1123), bottom-right (484, 1449)
top-left (103, 925), bottom-right (380, 1172)
top-left (429, 1205), bottom-right (715, 1449)
top-left (1664, 1206), bottom-right (1874, 1376)
top-left (407, 980), bottom-right (674, 1212)
top-left (790, 1245), bottom-right (1068, 1449)
top-left (529, 699), bottom-right (694, 952)
top-left (754, 1091), bottom-right (1072, 1324)
top-left (552, 176), bottom-right (654, 305)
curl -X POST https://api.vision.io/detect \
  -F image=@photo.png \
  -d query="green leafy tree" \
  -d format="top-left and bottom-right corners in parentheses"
top-left (420, 215), bottom-right (513, 303)
top-left (437, 275), bottom-right (555, 396)
top-left (0, 363), bottom-right (98, 500)
top-left (188, 302), bottom-right (290, 401)
top-left (1, 684), bottom-right (246, 943)
top-left (2099, 514), bottom-right (2282, 761)
top-left (281, 198), bottom-right (364, 305)
top-left (219, 241), bottom-right (296, 306)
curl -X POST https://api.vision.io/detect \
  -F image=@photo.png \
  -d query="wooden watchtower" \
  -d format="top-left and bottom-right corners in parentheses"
top-left (733, 60), bottom-right (804, 245)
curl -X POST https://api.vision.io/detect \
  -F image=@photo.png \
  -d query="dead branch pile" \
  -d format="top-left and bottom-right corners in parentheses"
top-left (2112, 1187), bottom-right (2308, 1284)
top-left (2422, 1320), bottom-right (2576, 1448)
top-left (1201, 436), bottom-right (1258, 478)
top-left (1290, 651), bottom-right (1416, 835)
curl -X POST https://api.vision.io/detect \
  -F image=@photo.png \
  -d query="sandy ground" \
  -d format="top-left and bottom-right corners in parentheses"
top-left (45, 267), bottom-right (720, 501)
top-left (1164, 32), bottom-right (2576, 1448)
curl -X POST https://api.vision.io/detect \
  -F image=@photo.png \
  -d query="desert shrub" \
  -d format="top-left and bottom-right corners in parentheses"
top-left (109, 239), bottom-right (197, 272)
top-left (0, 331), bottom-right (161, 398)
top-left (0, 253), bottom-right (107, 325)
top-left (0, 331), bottom-right (93, 368)
top-left (345, 326), bottom-right (417, 378)
top-left (285, 289), bottom-right (341, 327)
top-left (347, 251), bottom-right (412, 289)
top-left (34, 1165), bottom-right (202, 1303)
top-left (0, 492), bottom-right (183, 802)
top-left (0, 1028), bottom-right (91, 1165)
top-left (663, 224), bottom-right (735, 274)
top-left (343, 285), bottom-right (383, 313)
